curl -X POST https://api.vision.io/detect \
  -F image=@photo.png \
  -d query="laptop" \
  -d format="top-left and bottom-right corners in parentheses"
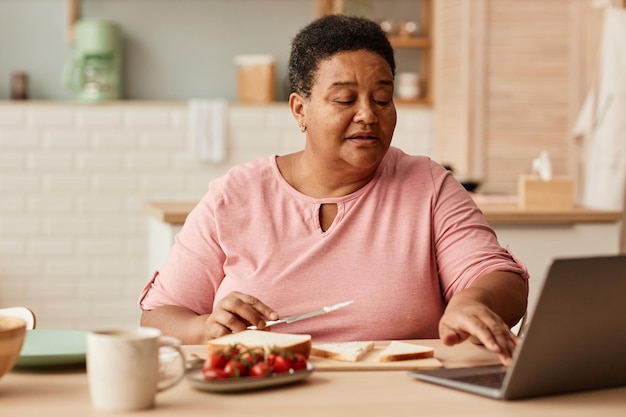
top-left (410, 255), bottom-right (626, 400)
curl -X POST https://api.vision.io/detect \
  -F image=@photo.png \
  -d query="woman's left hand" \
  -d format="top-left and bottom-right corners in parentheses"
top-left (439, 300), bottom-right (519, 365)
top-left (439, 272), bottom-right (527, 365)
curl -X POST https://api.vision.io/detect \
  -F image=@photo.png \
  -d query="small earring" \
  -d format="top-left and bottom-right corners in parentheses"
top-left (299, 125), bottom-right (306, 133)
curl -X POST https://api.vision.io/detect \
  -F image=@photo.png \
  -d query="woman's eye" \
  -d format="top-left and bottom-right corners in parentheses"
top-left (374, 97), bottom-right (393, 105)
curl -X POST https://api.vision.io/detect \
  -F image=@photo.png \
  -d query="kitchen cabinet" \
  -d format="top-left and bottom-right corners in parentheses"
top-left (315, 0), bottom-right (433, 105)
top-left (432, 0), bottom-right (605, 194)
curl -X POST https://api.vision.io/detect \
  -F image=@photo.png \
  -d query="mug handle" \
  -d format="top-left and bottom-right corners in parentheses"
top-left (156, 336), bottom-right (186, 392)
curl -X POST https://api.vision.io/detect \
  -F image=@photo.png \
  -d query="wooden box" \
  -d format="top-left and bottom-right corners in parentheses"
top-left (518, 175), bottom-right (574, 210)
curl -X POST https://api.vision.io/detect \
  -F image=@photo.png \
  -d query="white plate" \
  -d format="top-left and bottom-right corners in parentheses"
top-left (185, 362), bottom-right (315, 393)
top-left (15, 329), bottom-right (87, 368)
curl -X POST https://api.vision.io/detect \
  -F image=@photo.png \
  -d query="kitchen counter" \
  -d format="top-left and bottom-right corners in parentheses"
top-left (144, 199), bottom-right (623, 328)
top-left (144, 201), bottom-right (197, 225)
top-left (144, 200), bottom-right (623, 226)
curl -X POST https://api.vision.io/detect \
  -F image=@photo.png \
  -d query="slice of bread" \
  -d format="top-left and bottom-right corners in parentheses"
top-left (310, 341), bottom-right (375, 362)
top-left (206, 330), bottom-right (312, 358)
top-left (376, 341), bottom-right (434, 362)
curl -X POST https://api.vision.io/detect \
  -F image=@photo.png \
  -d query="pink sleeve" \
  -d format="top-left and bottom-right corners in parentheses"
top-left (138, 186), bottom-right (226, 314)
top-left (430, 165), bottom-right (529, 301)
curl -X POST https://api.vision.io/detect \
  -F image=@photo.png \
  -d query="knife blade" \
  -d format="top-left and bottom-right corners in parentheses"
top-left (246, 300), bottom-right (354, 330)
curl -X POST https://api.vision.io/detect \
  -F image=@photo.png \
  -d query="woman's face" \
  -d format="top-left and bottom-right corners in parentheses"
top-left (292, 49), bottom-right (397, 173)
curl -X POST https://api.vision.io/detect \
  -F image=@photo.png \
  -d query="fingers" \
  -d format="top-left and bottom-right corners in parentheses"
top-left (204, 292), bottom-right (279, 339)
top-left (479, 325), bottom-right (518, 363)
top-left (439, 325), bottom-right (470, 347)
top-left (205, 322), bottom-right (232, 340)
top-left (439, 306), bottom-right (519, 365)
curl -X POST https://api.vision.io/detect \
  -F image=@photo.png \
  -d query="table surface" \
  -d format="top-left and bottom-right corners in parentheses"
top-left (2, 339), bottom-right (625, 417)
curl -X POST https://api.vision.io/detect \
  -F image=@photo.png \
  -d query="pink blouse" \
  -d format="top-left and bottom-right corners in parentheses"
top-left (139, 147), bottom-right (528, 342)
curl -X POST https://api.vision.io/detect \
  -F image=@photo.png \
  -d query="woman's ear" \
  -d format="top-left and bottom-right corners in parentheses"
top-left (289, 92), bottom-right (307, 129)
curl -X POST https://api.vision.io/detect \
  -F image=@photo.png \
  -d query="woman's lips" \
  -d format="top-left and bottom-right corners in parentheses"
top-left (348, 133), bottom-right (379, 145)
top-left (349, 131), bottom-right (377, 139)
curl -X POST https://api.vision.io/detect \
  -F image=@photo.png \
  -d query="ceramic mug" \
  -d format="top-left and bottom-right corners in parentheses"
top-left (396, 72), bottom-right (421, 100)
top-left (86, 327), bottom-right (185, 411)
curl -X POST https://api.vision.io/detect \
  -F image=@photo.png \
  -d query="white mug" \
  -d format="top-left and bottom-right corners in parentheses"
top-left (87, 327), bottom-right (185, 411)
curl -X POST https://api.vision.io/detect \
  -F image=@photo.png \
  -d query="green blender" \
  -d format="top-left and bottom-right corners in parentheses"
top-left (62, 19), bottom-right (122, 102)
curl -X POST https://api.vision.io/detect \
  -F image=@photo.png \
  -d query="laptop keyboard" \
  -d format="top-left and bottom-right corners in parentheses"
top-left (452, 371), bottom-right (506, 388)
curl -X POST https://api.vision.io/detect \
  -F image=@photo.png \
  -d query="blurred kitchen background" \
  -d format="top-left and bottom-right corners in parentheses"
top-left (0, 0), bottom-right (422, 102)
top-left (1, 0), bottom-right (624, 330)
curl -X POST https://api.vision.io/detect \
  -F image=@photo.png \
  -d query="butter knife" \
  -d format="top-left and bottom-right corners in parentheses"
top-left (247, 300), bottom-right (354, 330)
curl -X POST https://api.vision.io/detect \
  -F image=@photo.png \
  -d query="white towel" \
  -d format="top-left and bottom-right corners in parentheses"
top-left (188, 99), bottom-right (228, 163)
top-left (581, 8), bottom-right (626, 211)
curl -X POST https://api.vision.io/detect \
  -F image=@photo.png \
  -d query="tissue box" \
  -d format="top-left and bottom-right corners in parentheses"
top-left (518, 175), bottom-right (574, 210)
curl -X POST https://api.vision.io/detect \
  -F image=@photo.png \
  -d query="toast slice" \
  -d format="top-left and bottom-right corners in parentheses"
top-left (206, 330), bottom-right (312, 358)
top-left (310, 341), bottom-right (375, 362)
top-left (376, 341), bottom-right (434, 362)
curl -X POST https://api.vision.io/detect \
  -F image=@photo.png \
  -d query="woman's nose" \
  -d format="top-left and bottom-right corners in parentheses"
top-left (354, 99), bottom-right (379, 124)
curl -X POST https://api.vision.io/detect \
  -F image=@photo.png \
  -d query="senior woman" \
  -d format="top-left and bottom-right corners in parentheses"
top-left (139, 14), bottom-right (528, 364)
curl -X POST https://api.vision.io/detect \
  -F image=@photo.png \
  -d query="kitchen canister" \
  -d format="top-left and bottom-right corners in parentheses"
top-left (11, 72), bottom-right (28, 100)
top-left (395, 72), bottom-right (421, 100)
top-left (234, 54), bottom-right (276, 104)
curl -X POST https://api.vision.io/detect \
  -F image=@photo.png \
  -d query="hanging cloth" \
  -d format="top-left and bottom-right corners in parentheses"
top-left (579, 7), bottom-right (626, 211)
top-left (188, 99), bottom-right (229, 163)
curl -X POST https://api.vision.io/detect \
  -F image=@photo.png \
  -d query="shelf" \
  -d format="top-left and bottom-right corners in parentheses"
top-left (394, 98), bottom-right (432, 106)
top-left (389, 36), bottom-right (431, 49)
top-left (313, 0), bottom-right (433, 105)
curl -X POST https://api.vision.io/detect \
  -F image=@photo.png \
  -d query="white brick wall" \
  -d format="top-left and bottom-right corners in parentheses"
top-left (0, 102), bottom-right (433, 330)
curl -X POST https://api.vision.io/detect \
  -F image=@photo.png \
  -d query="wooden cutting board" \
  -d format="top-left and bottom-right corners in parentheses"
top-left (309, 343), bottom-right (443, 371)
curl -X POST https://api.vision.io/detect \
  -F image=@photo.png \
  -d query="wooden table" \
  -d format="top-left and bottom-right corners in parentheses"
top-left (2, 340), bottom-right (625, 416)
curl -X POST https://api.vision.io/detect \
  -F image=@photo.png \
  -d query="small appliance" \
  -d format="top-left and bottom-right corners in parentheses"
top-left (62, 19), bottom-right (122, 102)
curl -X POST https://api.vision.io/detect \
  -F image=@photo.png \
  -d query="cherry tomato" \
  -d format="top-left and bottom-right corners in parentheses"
top-left (224, 359), bottom-right (247, 377)
top-left (226, 344), bottom-right (243, 358)
top-left (203, 352), bottom-right (228, 371)
top-left (265, 352), bottom-right (278, 366)
top-left (241, 349), bottom-right (265, 368)
top-left (291, 353), bottom-right (308, 371)
top-left (272, 354), bottom-right (293, 374)
top-left (202, 368), bottom-right (230, 380)
top-left (249, 362), bottom-right (272, 378)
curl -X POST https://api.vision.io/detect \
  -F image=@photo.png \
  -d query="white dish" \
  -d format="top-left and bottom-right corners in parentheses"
top-left (15, 329), bottom-right (87, 368)
top-left (185, 362), bottom-right (315, 393)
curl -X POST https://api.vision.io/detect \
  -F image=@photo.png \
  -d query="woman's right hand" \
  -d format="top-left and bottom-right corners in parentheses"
top-left (204, 291), bottom-right (279, 340)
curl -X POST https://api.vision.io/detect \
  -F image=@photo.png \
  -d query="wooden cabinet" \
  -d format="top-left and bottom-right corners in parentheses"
top-left (432, 0), bottom-right (604, 194)
top-left (315, 0), bottom-right (433, 105)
